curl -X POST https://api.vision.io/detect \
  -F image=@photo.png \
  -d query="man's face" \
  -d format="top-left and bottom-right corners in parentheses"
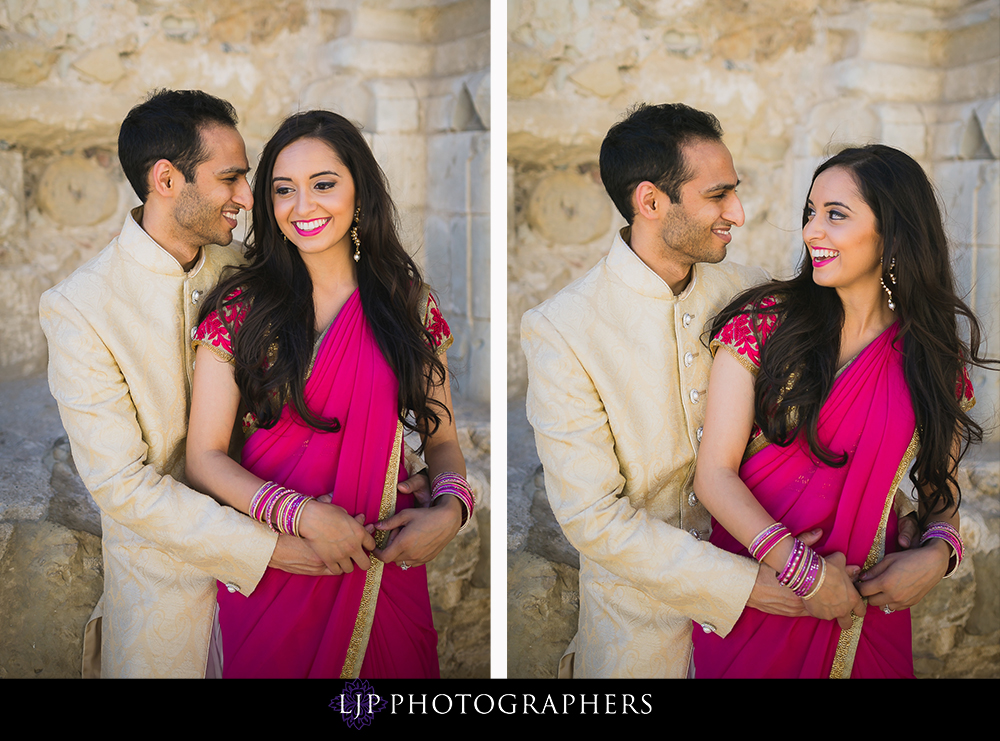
top-left (173, 124), bottom-right (252, 248)
top-left (657, 138), bottom-right (745, 267)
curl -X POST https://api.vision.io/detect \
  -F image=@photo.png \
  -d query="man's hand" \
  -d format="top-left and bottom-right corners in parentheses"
top-left (399, 472), bottom-right (431, 507)
top-left (858, 538), bottom-right (950, 611)
top-left (745, 528), bottom-right (842, 617)
top-left (897, 513), bottom-right (920, 549)
top-left (268, 533), bottom-right (335, 576)
top-left (746, 560), bottom-right (809, 616)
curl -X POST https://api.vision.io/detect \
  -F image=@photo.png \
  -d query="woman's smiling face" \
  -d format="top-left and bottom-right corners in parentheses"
top-left (803, 166), bottom-right (883, 295)
top-left (271, 137), bottom-right (357, 260)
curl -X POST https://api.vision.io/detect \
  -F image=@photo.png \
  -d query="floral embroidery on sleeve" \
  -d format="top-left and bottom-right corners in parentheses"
top-left (710, 296), bottom-right (781, 375)
top-left (422, 290), bottom-right (454, 355)
top-left (958, 366), bottom-right (976, 412)
top-left (192, 289), bottom-right (249, 363)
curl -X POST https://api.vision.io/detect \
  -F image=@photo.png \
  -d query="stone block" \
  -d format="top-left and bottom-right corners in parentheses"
top-left (427, 132), bottom-right (475, 213)
top-left (981, 99), bottom-right (1000, 159)
top-left (806, 98), bottom-right (880, 157)
top-left (469, 132), bottom-right (490, 214)
top-left (302, 75), bottom-right (375, 131)
top-left (858, 26), bottom-right (944, 67)
top-left (433, 31), bottom-right (490, 77)
top-left (463, 317), bottom-right (490, 404)
top-left (369, 132), bottom-right (426, 209)
top-left (326, 38), bottom-right (434, 78)
top-left (838, 60), bottom-right (944, 102)
top-left (0, 521), bottom-right (103, 678)
top-left (0, 31), bottom-right (57, 86)
top-left (465, 68), bottom-right (490, 130)
top-left (943, 58), bottom-right (1000, 103)
top-left (569, 58), bottom-right (624, 99)
top-left (353, 5), bottom-right (431, 43)
top-left (36, 156), bottom-right (119, 228)
top-left (71, 46), bottom-right (127, 84)
top-left (508, 49), bottom-right (555, 99)
top-left (944, 14), bottom-right (1000, 68)
top-left (0, 151), bottom-right (26, 244)
top-left (506, 550), bottom-right (578, 679)
top-left (0, 265), bottom-right (53, 379)
top-left (372, 90), bottom-right (421, 133)
top-left (430, 0), bottom-right (490, 44)
top-left (526, 170), bottom-right (611, 245)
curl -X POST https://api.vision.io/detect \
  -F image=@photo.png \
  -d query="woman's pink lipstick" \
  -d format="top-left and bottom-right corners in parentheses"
top-left (293, 218), bottom-right (330, 237)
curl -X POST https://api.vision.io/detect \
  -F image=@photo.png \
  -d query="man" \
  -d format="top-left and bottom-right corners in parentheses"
top-left (39, 90), bottom-right (391, 678)
top-left (523, 103), bottom-right (928, 678)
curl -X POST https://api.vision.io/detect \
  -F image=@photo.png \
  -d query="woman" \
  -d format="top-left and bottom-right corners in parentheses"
top-left (185, 110), bottom-right (472, 678)
top-left (691, 145), bottom-right (990, 678)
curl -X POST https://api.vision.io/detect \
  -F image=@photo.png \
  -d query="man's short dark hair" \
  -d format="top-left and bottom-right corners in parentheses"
top-left (599, 103), bottom-right (724, 223)
top-left (118, 89), bottom-right (239, 202)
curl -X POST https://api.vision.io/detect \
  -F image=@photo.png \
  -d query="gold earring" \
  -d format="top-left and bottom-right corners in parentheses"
top-left (880, 256), bottom-right (896, 311)
top-left (351, 207), bottom-right (361, 263)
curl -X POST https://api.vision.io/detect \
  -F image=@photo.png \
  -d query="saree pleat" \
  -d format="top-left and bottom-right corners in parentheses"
top-left (693, 322), bottom-right (915, 678)
top-left (216, 289), bottom-right (438, 678)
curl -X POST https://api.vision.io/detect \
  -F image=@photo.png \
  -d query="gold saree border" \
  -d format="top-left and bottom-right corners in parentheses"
top-left (829, 428), bottom-right (919, 679)
top-left (340, 419), bottom-right (403, 679)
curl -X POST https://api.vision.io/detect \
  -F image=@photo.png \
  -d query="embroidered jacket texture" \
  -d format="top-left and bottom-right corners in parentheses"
top-left (521, 229), bottom-right (768, 678)
top-left (39, 207), bottom-right (277, 678)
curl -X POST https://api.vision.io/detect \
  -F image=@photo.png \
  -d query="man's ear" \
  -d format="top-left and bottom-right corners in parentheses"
top-left (149, 159), bottom-right (181, 199)
top-left (633, 181), bottom-right (667, 221)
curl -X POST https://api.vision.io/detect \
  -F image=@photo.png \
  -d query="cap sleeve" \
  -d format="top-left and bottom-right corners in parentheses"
top-left (709, 296), bottom-right (780, 376)
top-left (192, 290), bottom-right (249, 363)
top-left (958, 366), bottom-right (976, 412)
top-left (421, 288), bottom-right (454, 356)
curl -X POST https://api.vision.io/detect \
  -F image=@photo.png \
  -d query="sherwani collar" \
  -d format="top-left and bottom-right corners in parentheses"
top-left (606, 227), bottom-right (702, 302)
top-left (120, 206), bottom-right (206, 277)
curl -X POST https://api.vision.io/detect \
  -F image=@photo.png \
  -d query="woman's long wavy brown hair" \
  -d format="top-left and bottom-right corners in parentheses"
top-left (200, 110), bottom-right (448, 444)
top-left (709, 144), bottom-right (995, 521)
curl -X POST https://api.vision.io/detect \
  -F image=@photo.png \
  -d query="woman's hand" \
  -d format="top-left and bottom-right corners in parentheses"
top-left (297, 499), bottom-right (376, 574)
top-left (802, 552), bottom-right (865, 629)
top-left (372, 495), bottom-right (463, 568)
top-left (857, 539), bottom-right (950, 611)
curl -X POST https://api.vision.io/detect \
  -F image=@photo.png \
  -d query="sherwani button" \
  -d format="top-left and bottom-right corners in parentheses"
top-left (684, 351), bottom-right (693, 367)
top-left (689, 529), bottom-right (701, 540)
top-left (697, 426), bottom-right (703, 442)
top-left (682, 313), bottom-right (692, 327)
top-left (689, 389), bottom-right (700, 403)
top-left (190, 327), bottom-right (198, 340)
top-left (688, 492), bottom-right (698, 507)
top-left (701, 622), bottom-right (717, 634)
top-left (225, 582), bottom-right (240, 594)
top-left (192, 289), bottom-right (202, 304)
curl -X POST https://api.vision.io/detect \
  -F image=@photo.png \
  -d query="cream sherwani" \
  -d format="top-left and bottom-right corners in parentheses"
top-left (39, 207), bottom-right (277, 678)
top-left (522, 229), bottom-right (769, 678)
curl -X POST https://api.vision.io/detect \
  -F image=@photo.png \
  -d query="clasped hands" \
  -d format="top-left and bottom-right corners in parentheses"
top-left (269, 473), bottom-right (461, 577)
top-left (748, 515), bottom-right (947, 628)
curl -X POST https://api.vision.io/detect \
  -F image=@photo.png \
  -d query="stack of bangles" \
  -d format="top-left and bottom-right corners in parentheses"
top-left (749, 523), bottom-right (826, 600)
top-left (919, 522), bottom-right (963, 578)
top-left (431, 471), bottom-right (475, 533)
top-left (249, 481), bottom-right (311, 537)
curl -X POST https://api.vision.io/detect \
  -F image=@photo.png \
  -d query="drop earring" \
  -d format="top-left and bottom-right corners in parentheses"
top-left (880, 256), bottom-right (896, 311)
top-left (351, 207), bottom-right (361, 263)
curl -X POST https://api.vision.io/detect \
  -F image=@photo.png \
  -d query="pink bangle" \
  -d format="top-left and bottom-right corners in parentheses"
top-left (920, 522), bottom-right (963, 578)
top-left (431, 472), bottom-right (476, 532)
top-left (749, 523), bottom-right (791, 562)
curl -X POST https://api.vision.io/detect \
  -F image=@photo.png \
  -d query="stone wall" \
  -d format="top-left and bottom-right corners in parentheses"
top-left (507, 0), bottom-right (999, 678)
top-left (0, 0), bottom-right (490, 403)
top-left (0, 0), bottom-right (489, 678)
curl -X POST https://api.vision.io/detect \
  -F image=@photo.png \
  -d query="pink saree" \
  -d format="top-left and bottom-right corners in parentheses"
top-left (203, 289), bottom-right (439, 678)
top-left (693, 318), bottom-right (918, 678)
